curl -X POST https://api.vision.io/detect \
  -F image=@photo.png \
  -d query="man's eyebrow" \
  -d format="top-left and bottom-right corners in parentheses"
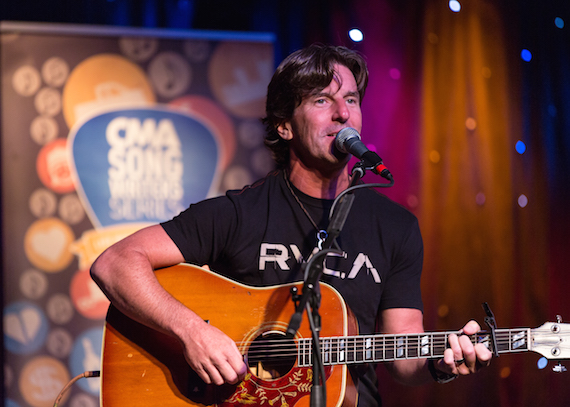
top-left (310, 90), bottom-right (360, 99)
top-left (345, 90), bottom-right (360, 99)
top-left (310, 90), bottom-right (330, 98)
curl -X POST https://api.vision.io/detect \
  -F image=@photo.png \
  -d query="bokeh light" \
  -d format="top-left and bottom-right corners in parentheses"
top-left (465, 117), bottom-right (477, 130)
top-left (521, 49), bottom-right (532, 62)
top-left (555, 17), bottom-right (565, 29)
top-left (449, 0), bottom-right (461, 12)
top-left (429, 150), bottom-right (441, 164)
top-left (548, 104), bottom-right (557, 117)
top-left (515, 140), bottom-right (526, 154)
top-left (428, 32), bottom-right (439, 44)
top-left (518, 194), bottom-right (528, 208)
top-left (389, 68), bottom-right (401, 80)
top-left (500, 367), bottom-right (511, 379)
top-left (407, 194), bottom-right (419, 208)
top-left (476, 192), bottom-right (486, 206)
top-left (349, 28), bottom-right (364, 42)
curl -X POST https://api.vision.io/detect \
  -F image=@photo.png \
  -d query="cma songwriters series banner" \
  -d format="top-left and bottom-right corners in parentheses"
top-left (1, 22), bottom-right (274, 407)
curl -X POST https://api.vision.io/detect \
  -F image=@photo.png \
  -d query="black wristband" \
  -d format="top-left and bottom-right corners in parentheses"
top-left (428, 359), bottom-right (458, 384)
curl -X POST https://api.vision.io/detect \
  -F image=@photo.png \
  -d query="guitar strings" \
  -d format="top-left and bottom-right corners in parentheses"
top-left (232, 331), bottom-right (570, 360)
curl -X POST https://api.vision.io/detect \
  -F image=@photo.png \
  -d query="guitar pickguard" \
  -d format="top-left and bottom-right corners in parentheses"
top-left (223, 367), bottom-right (331, 407)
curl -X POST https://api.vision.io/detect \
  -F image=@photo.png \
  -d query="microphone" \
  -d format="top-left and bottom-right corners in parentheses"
top-left (335, 128), bottom-right (393, 181)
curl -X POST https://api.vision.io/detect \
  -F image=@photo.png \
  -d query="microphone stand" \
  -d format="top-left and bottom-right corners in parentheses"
top-left (286, 161), bottom-right (369, 407)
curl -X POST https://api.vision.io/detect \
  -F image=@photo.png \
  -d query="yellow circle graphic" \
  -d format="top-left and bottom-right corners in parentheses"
top-left (62, 53), bottom-right (156, 128)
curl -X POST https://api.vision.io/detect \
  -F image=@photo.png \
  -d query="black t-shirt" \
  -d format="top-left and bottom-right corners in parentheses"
top-left (161, 169), bottom-right (424, 405)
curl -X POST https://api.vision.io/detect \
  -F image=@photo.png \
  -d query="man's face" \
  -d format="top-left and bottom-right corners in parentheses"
top-left (278, 63), bottom-right (363, 172)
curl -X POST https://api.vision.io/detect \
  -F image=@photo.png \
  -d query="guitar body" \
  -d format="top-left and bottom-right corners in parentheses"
top-left (102, 264), bottom-right (358, 407)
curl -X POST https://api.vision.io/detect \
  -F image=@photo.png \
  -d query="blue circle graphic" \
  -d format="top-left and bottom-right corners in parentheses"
top-left (3, 301), bottom-right (49, 355)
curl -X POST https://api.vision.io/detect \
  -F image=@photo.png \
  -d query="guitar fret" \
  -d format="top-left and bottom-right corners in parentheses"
top-left (420, 334), bottom-right (430, 356)
top-left (365, 337), bottom-right (373, 361)
top-left (479, 333), bottom-right (491, 352)
top-left (433, 333), bottom-right (447, 358)
top-left (510, 329), bottom-right (528, 352)
top-left (323, 338), bottom-right (330, 364)
top-left (346, 338), bottom-right (352, 363)
top-left (301, 337), bottom-right (309, 366)
top-left (356, 337), bottom-right (363, 362)
top-left (396, 336), bottom-right (405, 358)
top-left (332, 338), bottom-right (338, 364)
top-left (408, 334), bottom-right (418, 358)
top-left (385, 335), bottom-right (395, 360)
top-left (374, 335), bottom-right (383, 361)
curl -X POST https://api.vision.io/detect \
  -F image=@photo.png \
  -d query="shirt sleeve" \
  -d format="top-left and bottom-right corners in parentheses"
top-left (378, 217), bottom-right (424, 312)
top-left (160, 196), bottom-right (238, 266)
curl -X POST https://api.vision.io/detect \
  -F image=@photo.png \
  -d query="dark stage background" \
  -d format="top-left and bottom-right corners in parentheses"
top-left (2, 1), bottom-right (570, 406)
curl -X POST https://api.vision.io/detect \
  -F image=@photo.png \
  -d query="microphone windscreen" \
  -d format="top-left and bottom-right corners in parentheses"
top-left (335, 127), bottom-right (361, 153)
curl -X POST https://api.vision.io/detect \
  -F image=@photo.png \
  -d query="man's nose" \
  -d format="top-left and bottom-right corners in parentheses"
top-left (332, 102), bottom-right (350, 122)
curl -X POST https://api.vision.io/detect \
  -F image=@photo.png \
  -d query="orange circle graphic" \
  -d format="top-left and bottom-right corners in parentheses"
top-left (24, 217), bottom-right (75, 272)
top-left (36, 138), bottom-right (75, 194)
top-left (70, 268), bottom-right (110, 320)
top-left (208, 42), bottom-right (273, 119)
top-left (19, 356), bottom-right (70, 407)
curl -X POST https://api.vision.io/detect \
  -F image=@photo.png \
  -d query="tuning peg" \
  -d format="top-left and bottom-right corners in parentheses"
top-left (557, 315), bottom-right (563, 323)
top-left (553, 362), bottom-right (567, 373)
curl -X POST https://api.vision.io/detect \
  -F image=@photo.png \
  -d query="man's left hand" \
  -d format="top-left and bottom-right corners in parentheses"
top-left (437, 320), bottom-right (493, 376)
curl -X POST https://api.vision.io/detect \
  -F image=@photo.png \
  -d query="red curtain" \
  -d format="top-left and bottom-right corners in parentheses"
top-left (343, 0), bottom-right (570, 405)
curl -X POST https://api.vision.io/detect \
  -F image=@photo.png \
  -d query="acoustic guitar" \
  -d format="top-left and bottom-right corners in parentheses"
top-left (101, 264), bottom-right (569, 407)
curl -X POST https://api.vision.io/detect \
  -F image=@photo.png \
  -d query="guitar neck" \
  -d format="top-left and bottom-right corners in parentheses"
top-left (297, 328), bottom-right (530, 366)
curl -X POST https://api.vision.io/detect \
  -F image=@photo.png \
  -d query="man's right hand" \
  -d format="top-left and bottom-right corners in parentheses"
top-left (90, 225), bottom-right (247, 386)
top-left (180, 319), bottom-right (247, 385)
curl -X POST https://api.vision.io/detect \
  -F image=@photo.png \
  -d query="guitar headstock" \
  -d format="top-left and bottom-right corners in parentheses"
top-left (530, 321), bottom-right (570, 360)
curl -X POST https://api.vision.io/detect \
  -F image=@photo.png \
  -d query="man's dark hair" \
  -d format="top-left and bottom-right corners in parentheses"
top-left (262, 44), bottom-right (369, 168)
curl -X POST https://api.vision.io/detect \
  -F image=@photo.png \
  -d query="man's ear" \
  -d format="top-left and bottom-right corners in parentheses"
top-left (276, 122), bottom-right (293, 141)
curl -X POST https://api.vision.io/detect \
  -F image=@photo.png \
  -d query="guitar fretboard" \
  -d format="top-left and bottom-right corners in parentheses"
top-left (297, 328), bottom-right (530, 366)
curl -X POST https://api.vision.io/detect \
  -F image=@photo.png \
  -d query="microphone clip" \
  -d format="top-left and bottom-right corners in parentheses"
top-left (360, 152), bottom-right (393, 182)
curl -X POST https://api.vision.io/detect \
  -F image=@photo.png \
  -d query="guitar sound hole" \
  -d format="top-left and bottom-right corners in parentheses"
top-left (247, 332), bottom-right (296, 380)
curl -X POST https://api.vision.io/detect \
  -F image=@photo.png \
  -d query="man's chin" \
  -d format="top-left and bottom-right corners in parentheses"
top-left (331, 149), bottom-right (351, 166)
